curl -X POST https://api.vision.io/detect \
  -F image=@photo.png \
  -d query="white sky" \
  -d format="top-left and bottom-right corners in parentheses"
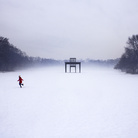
top-left (1, 0), bottom-right (138, 60)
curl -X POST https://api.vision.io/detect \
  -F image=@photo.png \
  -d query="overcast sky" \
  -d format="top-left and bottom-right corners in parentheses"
top-left (1, 0), bottom-right (138, 60)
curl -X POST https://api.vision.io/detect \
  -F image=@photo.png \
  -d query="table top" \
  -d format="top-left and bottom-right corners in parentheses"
top-left (65, 62), bottom-right (81, 64)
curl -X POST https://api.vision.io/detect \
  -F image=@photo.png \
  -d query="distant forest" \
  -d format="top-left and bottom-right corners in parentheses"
top-left (0, 36), bottom-right (118, 72)
top-left (0, 36), bottom-right (59, 71)
top-left (115, 34), bottom-right (138, 74)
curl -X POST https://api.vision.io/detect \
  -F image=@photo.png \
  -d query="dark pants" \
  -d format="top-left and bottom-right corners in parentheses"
top-left (19, 83), bottom-right (23, 88)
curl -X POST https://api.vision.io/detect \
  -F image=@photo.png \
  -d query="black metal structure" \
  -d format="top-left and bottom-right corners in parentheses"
top-left (65, 58), bottom-right (81, 73)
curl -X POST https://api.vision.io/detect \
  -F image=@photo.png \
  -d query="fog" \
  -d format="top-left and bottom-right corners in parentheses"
top-left (0, 66), bottom-right (138, 138)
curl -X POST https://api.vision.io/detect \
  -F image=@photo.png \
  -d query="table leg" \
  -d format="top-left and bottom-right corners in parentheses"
top-left (65, 64), bottom-right (67, 73)
top-left (79, 63), bottom-right (81, 73)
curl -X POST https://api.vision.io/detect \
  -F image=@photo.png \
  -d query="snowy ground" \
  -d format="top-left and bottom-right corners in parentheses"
top-left (0, 65), bottom-right (138, 138)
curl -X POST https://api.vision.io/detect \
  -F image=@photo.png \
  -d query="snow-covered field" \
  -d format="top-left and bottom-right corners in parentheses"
top-left (0, 66), bottom-right (138, 138)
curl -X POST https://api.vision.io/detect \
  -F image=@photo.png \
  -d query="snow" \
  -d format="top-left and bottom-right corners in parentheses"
top-left (0, 66), bottom-right (138, 138)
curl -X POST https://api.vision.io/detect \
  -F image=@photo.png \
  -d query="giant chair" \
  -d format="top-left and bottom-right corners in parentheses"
top-left (70, 58), bottom-right (76, 73)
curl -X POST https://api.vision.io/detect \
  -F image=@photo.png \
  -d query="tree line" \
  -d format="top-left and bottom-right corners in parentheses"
top-left (0, 36), bottom-right (59, 71)
top-left (1, 35), bottom-right (138, 73)
top-left (115, 34), bottom-right (138, 74)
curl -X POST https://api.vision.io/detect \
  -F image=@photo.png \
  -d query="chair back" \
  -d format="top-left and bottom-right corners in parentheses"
top-left (70, 58), bottom-right (76, 62)
top-left (70, 58), bottom-right (76, 67)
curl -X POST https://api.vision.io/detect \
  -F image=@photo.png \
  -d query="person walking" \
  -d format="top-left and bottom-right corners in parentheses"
top-left (18, 75), bottom-right (24, 88)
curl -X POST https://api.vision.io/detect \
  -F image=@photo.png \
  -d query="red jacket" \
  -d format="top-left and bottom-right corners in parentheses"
top-left (18, 77), bottom-right (23, 83)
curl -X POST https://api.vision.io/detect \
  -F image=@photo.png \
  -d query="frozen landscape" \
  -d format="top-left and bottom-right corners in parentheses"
top-left (0, 65), bottom-right (138, 138)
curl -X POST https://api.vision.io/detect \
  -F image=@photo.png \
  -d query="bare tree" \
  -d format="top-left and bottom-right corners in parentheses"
top-left (115, 35), bottom-right (138, 74)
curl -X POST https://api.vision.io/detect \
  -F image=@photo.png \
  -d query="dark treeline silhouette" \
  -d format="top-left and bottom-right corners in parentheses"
top-left (115, 35), bottom-right (138, 74)
top-left (0, 36), bottom-right (60, 71)
top-left (0, 37), bottom-right (30, 71)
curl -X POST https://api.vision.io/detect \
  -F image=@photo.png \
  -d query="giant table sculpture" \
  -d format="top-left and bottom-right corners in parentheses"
top-left (65, 58), bottom-right (81, 73)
